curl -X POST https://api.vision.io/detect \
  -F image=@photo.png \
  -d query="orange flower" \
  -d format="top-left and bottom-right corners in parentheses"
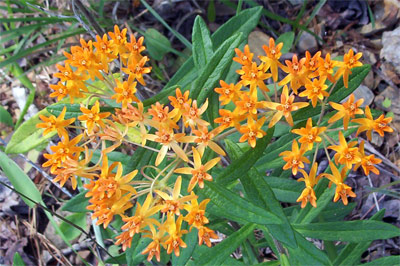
top-left (291, 118), bottom-right (326, 151)
top-left (328, 131), bottom-right (361, 169)
top-left (191, 126), bottom-right (226, 156)
top-left (182, 99), bottom-right (209, 129)
top-left (126, 34), bottom-right (146, 60)
top-left (235, 90), bottom-right (266, 115)
top-left (279, 54), bottom-right (308, 94)
top-left (259, 37), bottom-right (283, 82)
top-left (42, 133), bottom-right (83, 173)
top-left (354, 141), bottom-right (382, 175)
top-left (120, 193), bottom-right (162, 237)
top-left (145, 127), bottom-right (188, 166)
top-left (155, 176), bottom-right (197, 216)
top-left (49, 82), bottom-right (69, 101)
top-left (300, 77), bottom-right (329, 107)
top-left (237, 62), bottom-right (271, 92)
top-left (279, 140), bottom-right (310, 175)
top-left (112, 79), bottom-right (139, 108)
top-left (108, 25), bottom-right (128, 55)
top-left (296, 163), bottom-right (321, 208)
top-left (239, 116), bottom-right (267, 148)
top-left (78, 100), bottom-right (111, 133)
top-left (148, 102), bottom-right (178, 129)
top-left (233, 44), bottom-right (253, 66)
top-left (335, 49), bottom-right (363, 88)
top-left (175, 147), bottom-right (220, 192)
top-left (214, 109), bottom-right (243, 131)
top-left (168, 88), bottom-right (192, 113)
top-left (123, 55), bottom-right (151, 86)
top-left (214, 80), bottom-right (242, 105)
top-left (328, 94), bottom-right (364, 130)
top-left (37, 106), bottom-right (75, 136)
top-left (165, 214), bottom-right (188, 257)
top-left (264, 85), bottom-right (309, 127)
top-left (318, 53), bottom-right (338, 83)
top-left (372, 113), bottom-right (393, 137)
top-left (184, 192), bottom-right (210, 229)
top-left (319, 162), bottom-right (356, 205)
top-left (141, 224), bottom-right (168, 262)
top-left (303, 51), bottom-right (321, 77)
top-left (198, 226), bottom-right (218, 247)
top-left (93, 33), bottom-right (117, 69)
top-left (352, 105), bottom-right (374, 140)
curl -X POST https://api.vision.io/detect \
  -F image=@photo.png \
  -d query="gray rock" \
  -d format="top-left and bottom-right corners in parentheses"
top-left (297, 31), bottom-right (318, 53)
top-left (342, 85), bottom-right (374, 107)
top-left (380, 26), bottom-right (400, 75)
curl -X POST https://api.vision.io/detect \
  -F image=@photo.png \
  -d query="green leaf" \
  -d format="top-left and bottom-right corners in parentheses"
top-left (293, 220), bottom-right (400, 242)
top-left (201, 180), bottom-right (281, 225)
top-left (224, 140), bottom-right (297, 248)
top-left (194, 32), bottom-right (244, 104)
top-left (207, 0), bottom-right (216, 22)
top-left (46, 104), bottom-right (82, 119)
top-left (59, 213), bottom-right (87, 242)
top-left (333, 210), bottom-right (386, 265)
top-left (0, 105), bottom-right (13, 127)
top-left (145, 28), bottom-right (172, 61)
top-left (126, 234), bottom-right (151, 265)
top-left (286, 231), bottom-right (332, 266)
top-left (217, 127), bottom-right (274, 186)
top-left (276, 31), bottom-right (295, 54)
top-left (5, 109), bottom-right (56, 154)
top-left (61, 190), bottom-right (89, 213)
top-left (0, 151), bottom-right (42, 208)
top-left (104, 253), bottom-right (127, 264)
top-left (358, 256), bottom-right (400, 266)
top-left (142, 6), bottom-right (262, 107)
top-left (13, 252), bottom-right (25, 266)
top-left (192, 16), bottom-right (214, 69)
top-left (193, 223), bottom-right (256, 265)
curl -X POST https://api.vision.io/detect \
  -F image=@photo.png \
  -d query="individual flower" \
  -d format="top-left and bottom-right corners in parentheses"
top-left (279, 54), bottom-right (308, 94)
top-left (239, 116), bottom-right (267, 148)
top-left (296, 163), bottom-right (321, 208)
top-left (49, 82), bottom-right (70, 101)
top-left (372, 112), bottom-right (393, 137)
top-left (141, 224), bottom-right (168, 262)
top-left (184, 192), bottom-right (210, 229)
top-left (197, 226), bottom-right (218, 247)
top-left (175, 147), bottom-right (220, 192)
top-left (335, 49), bottom-right (363, 88)
top-left (328, 131), bottom-right (361, 169)
top-left (164, 214), bottom-right (188, 257)
top-left (354, 141), bottom-right (382, 175)
top-left (78, 100), bottom-right (111, 134)
top-left (319, 162), bottom-right (356, 205)
top-left (168, 88), bottom-right (192, 114)
top-left (291, 118), bottom-right (326, 151)
top-left (112, 79), bottom-right (139, 108)
top-left (328, 94), bottom-right (364, 130)
top-left (182, 99), bottom-right (209, 129)
top-left (318, 53), bottom-right (338, 83)
top-left (145, 127), bottom-right (188, 166)
top-left (233, 44), bottom-right (253, 66)
top-left (235, 90), bottom-right (266, 115)
top-left (155, 176), bottom-right (197, 216)
top-left (108, 25), bottom-right (128, 55)
top-left (191, 126), bottom-right (226, 156)
top-left (237, 62), bottom-right (271, 92)
top-left (303, 51), bottom-right (321, 77)
top-left (214, 109), bottom-right (243, 131)
top-left (214, 80), bottom-right (242, 105)
top-left (123, 55), bottom-right (151, 86)
top-left (264, 85), bottom-right (309, 127)
top-left (37, 106), bottom-right (75, 136)
top-left (259, 37), bottom-right (283, 82)
top-left (279, 140), bottom-right (310, 175)
top-left (300, 76), bottom-right (329, 107)
top-left (351, 105), bottom-right (375, 140)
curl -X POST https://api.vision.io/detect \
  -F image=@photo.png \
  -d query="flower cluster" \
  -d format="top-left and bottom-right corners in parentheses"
top-left (214, 39), bottom-right (393, 208)
top-left (38, 26), bottom-right (221, 261)
top-left (38, 24), bottom-right (394, 258)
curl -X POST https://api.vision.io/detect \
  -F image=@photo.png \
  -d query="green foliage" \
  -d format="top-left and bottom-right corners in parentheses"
top-left (13, 252), bottom-right (25, 266)
top-left (145, 28), bottom-right (172, 61)
top-left (276, 31), bottom-right (295, 54)
top-left (0, 106), bottom-right (13, 127)
top-left (61, 190), bottom-right (89, 213)
top-left (59, 213), bottom-right (87, 241)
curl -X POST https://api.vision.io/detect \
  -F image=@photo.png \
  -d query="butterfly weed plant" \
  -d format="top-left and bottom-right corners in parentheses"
top-left (2, 7), bottom-right (399, 266)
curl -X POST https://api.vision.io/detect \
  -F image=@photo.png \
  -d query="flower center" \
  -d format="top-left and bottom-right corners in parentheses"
top-left (249, 131), bottom-right (255, 138)
top-left (345, 153), bottom-right (353, 160)
top-left (378, 123), bottom-right (386, 128)
top-left (292, 159), bottom-right (298, 165)
top-left (224, 89), bottom-right (231, 95)
top-left (250, 72), bottom-right (256, 79)
top-left (242, 55), bottom-right (247, 61)
top-left (271, 49), bottom-right (276, 55)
